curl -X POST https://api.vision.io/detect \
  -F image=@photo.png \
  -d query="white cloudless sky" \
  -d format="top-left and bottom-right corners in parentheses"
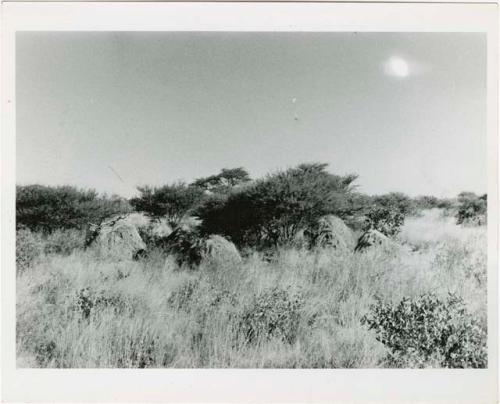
top-left (16, 32), bottom-right (486, 198)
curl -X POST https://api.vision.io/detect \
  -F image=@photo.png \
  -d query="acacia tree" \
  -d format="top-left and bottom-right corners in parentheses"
top-left (191, 167), bottom-right (251, 193)
top-left (196, 163), bottom-right (358, 247)
top-left (130, 183), bottom-right (204, 222)
top-left (16, 185), bottom-right (131, 233)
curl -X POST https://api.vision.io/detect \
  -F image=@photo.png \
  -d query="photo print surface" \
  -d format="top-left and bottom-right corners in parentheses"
top-left (16, 32), bottom-right (488, 369)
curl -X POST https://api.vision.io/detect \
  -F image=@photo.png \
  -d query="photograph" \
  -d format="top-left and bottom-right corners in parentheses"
top-left (13, 30), bottom-right (490, 370)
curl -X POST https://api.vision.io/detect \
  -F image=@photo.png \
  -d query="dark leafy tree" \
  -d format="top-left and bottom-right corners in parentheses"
top-left (191, 167), bottom-right (251, 193)
top-left (456, 192), bottom-right (487, 225)
top-left (130, 183), bottom-right (204, 222)
top-left (16, 185), bottom-right (131, 233)
top-left (196, 163), bottom-right (358, 247)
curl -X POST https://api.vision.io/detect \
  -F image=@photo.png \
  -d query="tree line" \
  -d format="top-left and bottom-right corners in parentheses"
top-left (16, 163), bottom-right (486, 246)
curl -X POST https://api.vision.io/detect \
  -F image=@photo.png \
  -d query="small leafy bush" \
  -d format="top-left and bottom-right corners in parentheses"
top-left (74, 287), bottom-right (130, 319)
top-left (456, 192), bottom-right (487, 226)
top-left (160, 227), bottom-right (205, 267)
top-left (361, 294), bottom-right (487, 368)
top-left (34, 340), bottom-right (58, 366)
top-left (16, 227), bottom-right (44, 272)
top-left (240, 287), bottom-right (305, 344)
top-left (363, 206), bottom-right (404, 237)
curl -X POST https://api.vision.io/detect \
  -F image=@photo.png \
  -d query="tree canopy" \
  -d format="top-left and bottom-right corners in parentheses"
top-left (196, 163), bottom-right (358, 247)
top-left (129, 183), bottom-right (204, 221)
top-left (191, 167), bottom-right (251, 193)
top-left (16, 185), bottom-right (131, 233)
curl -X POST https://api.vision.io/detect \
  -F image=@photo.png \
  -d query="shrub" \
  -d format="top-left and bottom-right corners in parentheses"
top-left (158, 227), bottom-right (205, 267)
top-left (372, 193), bottom-right (415, 216)
top-left (197, 163), bottom-right (358, 247)
top-left (16, 227), bottom-right (44, 272)
top-left (360, 192), bottom-right (414, 237)
top-left (361, 294), bottom-right (487, 368)
top-left (363, 206), bottom-right (404, 237)
top-left (413, 195), bottom-right (439, 210)
top-left (74, 287), bottom-right (130, 319)
top-left (239, 287), bottom-right (305, 344)
top-left (456, 192), bottom-right (487, 226)
top-left (16, 185), bottom-right (131, 233)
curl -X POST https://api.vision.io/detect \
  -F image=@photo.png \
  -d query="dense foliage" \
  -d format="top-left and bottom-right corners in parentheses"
top-left (361, 193), bottom-right (412, 237)
top-left (363, 207), bottom-right (405, 237)
top-left (456, 192), bottom-right (487, 225)
top-left (192, 167), bottom-right (251, 193)
top-left (371, 192), bottom-right (414, 216)
top-left (16, 185), bottom-right (131, 233)
top-left (196, 163), bottom-right (358, 247)
top-left (130, 183), bottom-right (204, 222)
top-left (362, 293), bottom-right (487, 368)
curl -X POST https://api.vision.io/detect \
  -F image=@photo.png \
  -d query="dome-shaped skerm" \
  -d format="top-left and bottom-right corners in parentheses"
top-left (86, 214), bottom-right (146, 260)
top-left (202, 234), bottom-right (242, 266)
top-left (306, 215), bottom-right (355, 251)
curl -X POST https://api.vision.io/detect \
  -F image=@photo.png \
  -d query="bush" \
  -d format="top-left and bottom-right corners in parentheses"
top-left (74, 287), bottom-right (130, 319)
top-left (158, 227), bottom-right (205, 267)
top-left (197, 163), bottom-right (358, 247)
top-left (372, 193), bottom-right (415, 216)
top-left (456, 192), bottom-right (487, 226)
top-left (16, 185), bottom-right (131, 233)
top-left (413, 195), bottom-right (439, 210)
top-left (239, 287), bottom-right (305, 344)
top-left (361, 192), bottom-right (413, 237)
top-left (16, 227), bottom-right (44, 271)
top-left (361, 294), bottom-right (487, 368)
top-left (363, 206), bottom-right (405, 237)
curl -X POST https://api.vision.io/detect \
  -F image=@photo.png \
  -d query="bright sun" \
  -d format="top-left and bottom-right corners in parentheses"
top-left (385, 56), bottom-right (410, 78)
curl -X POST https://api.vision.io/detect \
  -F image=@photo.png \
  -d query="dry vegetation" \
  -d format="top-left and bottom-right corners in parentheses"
top-left (16, 209), bottom-right (487, 368)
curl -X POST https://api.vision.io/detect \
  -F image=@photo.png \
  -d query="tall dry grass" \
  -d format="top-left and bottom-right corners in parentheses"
top-left (16, 209), bottom-right (487, 368)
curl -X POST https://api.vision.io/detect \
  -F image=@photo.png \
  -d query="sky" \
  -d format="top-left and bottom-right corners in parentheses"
top-left (16, 32), bottom-right (486, 198)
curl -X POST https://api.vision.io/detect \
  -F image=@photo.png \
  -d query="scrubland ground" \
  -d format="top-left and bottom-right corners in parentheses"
top-left (16, 209), bottom-right (487, 368)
